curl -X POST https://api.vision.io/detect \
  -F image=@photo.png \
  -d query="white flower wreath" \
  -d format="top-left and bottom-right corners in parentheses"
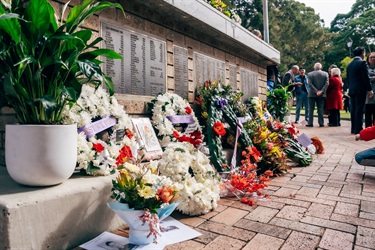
top-left (158, 142), bottom-right (220, 216)
top-left (62, 85), bottom-right (136, 176)
top-left (150, 93), bottom-right (203, 148)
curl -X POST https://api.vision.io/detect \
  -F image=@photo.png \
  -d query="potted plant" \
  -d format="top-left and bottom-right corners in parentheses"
top-left (0, 0), bottom-right (124, 186)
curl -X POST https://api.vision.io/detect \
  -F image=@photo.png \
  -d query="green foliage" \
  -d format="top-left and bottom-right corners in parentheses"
top-left (266, 85), bottom-right (292, 122)
top-left (283, 138), bottom-right (312, 166)
top-left (0, 0), bottom-right (124, 124)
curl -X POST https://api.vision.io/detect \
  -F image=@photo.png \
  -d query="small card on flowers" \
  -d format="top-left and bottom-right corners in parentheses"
top-left (131, 118), bottom-right (163, 160)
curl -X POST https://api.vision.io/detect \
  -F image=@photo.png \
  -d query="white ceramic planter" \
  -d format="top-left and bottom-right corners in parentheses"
top-left (5, 124), bottom-right (77, 186)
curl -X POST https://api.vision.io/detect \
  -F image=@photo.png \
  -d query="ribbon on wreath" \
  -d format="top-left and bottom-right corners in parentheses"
top-left (230, 119), bottom-right (243, 170)
top-left (166, 115), bottom-right (195, 124)
top-left (78, 116), bottom-right (117, 138)
top-left (97, 149), bottom-right (117, 171)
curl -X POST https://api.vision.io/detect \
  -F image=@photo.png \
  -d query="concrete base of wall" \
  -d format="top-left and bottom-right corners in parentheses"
top-left (0, 167), bottom-right (125, 249)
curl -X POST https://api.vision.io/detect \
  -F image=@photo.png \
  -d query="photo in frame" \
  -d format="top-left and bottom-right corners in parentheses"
top-left (131, 118), bottom-right (163, 160)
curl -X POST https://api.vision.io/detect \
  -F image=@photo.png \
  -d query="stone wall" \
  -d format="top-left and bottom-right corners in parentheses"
top-left (0, 0), bottom-right (279, 165)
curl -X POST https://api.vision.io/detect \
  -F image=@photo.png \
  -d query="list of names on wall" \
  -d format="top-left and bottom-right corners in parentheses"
top-left (102, 22), bottom-right (166, 96)
top-left (228, 64), bottom-right (237, 87)
top-left (194, 52), bottom-right (225, 87)
top-left (173, 46), bottom-right (189, 99)
top-left (240, 68), bottom-right (258, 99)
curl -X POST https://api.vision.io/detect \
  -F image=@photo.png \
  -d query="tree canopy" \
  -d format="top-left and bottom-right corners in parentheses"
top-left (227, 0), bottom-right (375, 75)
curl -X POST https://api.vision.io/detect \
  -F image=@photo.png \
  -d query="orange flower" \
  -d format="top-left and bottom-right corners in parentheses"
top-left (264, 170), bottom-right (274, 177)
top-left (125, 128), bottom-right (133, 139)
top-left (213, 122), bottom-right (226, 136)
top-left (157, 186), bottom-right (175, 203)
top-left (173, 130), bottom-right (180, 139)
top-left (116, 145), bottom-right (133, 165)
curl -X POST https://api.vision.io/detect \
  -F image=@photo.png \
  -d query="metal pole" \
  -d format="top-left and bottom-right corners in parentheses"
top-left (262, 0), bottom-right (269, 43)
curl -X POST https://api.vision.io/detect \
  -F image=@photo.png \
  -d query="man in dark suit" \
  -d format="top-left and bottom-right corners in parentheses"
top-left (347, 46), bottom-right (373, 134)
top-left (306, 62), bottom-right (329, 127)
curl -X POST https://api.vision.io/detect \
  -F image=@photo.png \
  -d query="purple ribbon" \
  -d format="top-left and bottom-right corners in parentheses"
top-left (237, 116), bottom-right (251, 124)
top-left (166, 115), bottom-right (195, 124)
top-left (230, 119), bottom-right (243, 170)
top-left (78, 116), bottom-right (117, 138)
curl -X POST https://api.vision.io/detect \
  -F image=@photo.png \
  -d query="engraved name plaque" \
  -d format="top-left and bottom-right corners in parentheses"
top-left (173, 46), bottom-right (189, 99)
top-left (194, 52), bottom-right (225, 87)
top-left (228, 64), bottom-right (237, 87)
top-left (240, 68), bottom-right (258, 100)
top-left (101, 22), bottom-right (166, 96)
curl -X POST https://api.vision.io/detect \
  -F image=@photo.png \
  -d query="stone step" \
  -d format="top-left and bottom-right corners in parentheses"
top-left (0, 167), bottom-right (124, 249)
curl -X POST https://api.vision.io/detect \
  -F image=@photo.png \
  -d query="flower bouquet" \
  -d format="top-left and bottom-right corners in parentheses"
top-left (109, 161), bottom-right (181, 245)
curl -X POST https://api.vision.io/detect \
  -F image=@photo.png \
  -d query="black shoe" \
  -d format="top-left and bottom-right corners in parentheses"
top-left (319, 125), bottom-right (324, 127)
top-left (306, 124), bottom-right (313, 127)
top-left (295, 121), bottom-right (299, 124)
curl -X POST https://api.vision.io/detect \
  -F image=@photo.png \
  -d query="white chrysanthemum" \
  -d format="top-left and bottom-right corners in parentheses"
top-left (61, 85), bottom-right (136, 176)
top-left (158, 142), bottom-right (220, 216)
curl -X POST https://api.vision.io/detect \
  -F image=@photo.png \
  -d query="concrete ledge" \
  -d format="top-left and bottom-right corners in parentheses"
top-left (0, 168), bottom-right (124, 249)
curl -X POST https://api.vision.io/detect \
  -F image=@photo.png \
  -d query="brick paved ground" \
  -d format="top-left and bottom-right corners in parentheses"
top-left (164, 117), bottom-right (375, 250)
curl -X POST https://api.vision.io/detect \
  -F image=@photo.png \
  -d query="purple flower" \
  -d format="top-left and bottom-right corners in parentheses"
top-left (215, 97), bottom-right (228, 110)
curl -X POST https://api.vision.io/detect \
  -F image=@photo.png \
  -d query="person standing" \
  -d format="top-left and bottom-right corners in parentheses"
top-left (282, 65), bottom-right (299, 89)
top-left (266, 65), bottom-right (280, 92)
top-left (347, 46), bottom-right (373, 134)
top-left (325, 68), bottom-right (343, 126)
top-left (306, 63), bottom-right (329, 127)
top-left (294, 67), bottom-right (309, 124)
top-left (364, 52), bottom-right (375, 127)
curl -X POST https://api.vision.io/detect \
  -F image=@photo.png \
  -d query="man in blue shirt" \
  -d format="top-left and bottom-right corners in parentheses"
top-left (294, 67), bottom-right (309, 124)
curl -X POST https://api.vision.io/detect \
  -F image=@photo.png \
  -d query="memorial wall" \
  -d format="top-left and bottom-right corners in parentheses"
top-left (0, 0), bottom-right (279, 165)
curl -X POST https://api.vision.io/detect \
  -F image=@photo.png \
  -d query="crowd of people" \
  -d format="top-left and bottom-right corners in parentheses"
top-left (267, 46), bottom-right (375, 167)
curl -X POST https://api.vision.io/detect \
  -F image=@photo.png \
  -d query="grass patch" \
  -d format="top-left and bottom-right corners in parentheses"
top-left (290, 106), bottom-right (350, 120)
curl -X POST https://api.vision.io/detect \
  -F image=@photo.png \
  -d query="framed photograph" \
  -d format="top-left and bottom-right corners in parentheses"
top-left (131, 118), bottom-right (162, 160)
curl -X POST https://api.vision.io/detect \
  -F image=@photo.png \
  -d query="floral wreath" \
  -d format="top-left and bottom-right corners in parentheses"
top-left (150, 93), bottom-right (203, 148)
top-left (62, 85), bottom-right (136, 176)
top-left (158, 142), bottom-right (220, 216)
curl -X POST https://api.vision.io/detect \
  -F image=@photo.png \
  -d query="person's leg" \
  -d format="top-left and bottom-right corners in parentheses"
top-left (316, 98), bottom-right (325, 126)
top-left (328, 110), bottom-right (333, 125)
top-left (355, 148), bottom-right (375, 166)
top-left (337, 109), bottom-right (341, 126)
top-left (308, 97), bottom-right (315, 126)
top-left (370, 104), bottom-right (375, 126)
top-left (350, 95), bottom-right (356, 133)
top-left (365, 104), bottom-right (372, 127)
top-left (354, 93), bottom-right (366, 133)
top-left (303, 93), bottom-right (309, 121)
top-left (295, 94), bottom-right (302, 122)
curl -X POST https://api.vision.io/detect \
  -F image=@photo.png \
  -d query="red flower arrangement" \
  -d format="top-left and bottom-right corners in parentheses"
top-left (116, 145), bottom-right (133, 165)
top-left (93, 143), bottom-right (105, 153)
top-left (213, 121), bottom-right (226, 136)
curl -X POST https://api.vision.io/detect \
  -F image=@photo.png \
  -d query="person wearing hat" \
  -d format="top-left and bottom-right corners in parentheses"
top-left (294, 66), bottom-right (309, 124)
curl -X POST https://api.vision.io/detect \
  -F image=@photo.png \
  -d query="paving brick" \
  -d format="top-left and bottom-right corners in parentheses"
top-left (269, 217), bottom-right (324, 236)
top-left (317, 193), bottom-right (361, 205)
top-left (354, 246), bottom-right (373, 250)
top-left (178, 217), bottom-right (206, 227)
top-left (296, 187), bottom-right (320, 197)
top-left (164, 239), bottom-right (205, 250)
top-left (218, 198), bottom-right (236, 207)
top-left (276, 205), bottom-right (307, 221)
top-left (310, 174), bottom-right (329, 182)
top-left (319, 229), bottom-right (354, 250)
top-left (198, 221), bottom-right (256, 241)
top-left (280, 231), bottom-right (320, 250)
top-left (235, 219), bottom-right (292, 239)
top-left (334, 202), bottom-right (359, 216)
top-left (194, 228), bottom-right (220, 244)
top-left (341, 183), bottom-right (363, 195)
top-left (210, 207), bottom-right (249, 225)
top-left (294, 194), bottom-right (336, 206)
top-left (331, 213), bottom-right (375, 229)
top-left (300, 216), bottom-right (356, 233)
top-left (340, 193), bottom-right (375, 202)
top-left (360, 212), bottom-right (375, 221)
top-left (362, 191), bottom-right (375, 198)
top-left (305, 203), bottom-right (334, 219)
top-left (361, 201), bottom-right (375, 213)
top-left (242, 233), bottom-right (284, 250)
top-left (346, 172), bottom-right (364, 182)
top-left (203, 235), bottom-right (246, 250)
top-left (356, 226), bottom-right (375, 249)
top-left (245, 206), bottom-right (279, 223)
top-left (328, 172), bottom-right (347, 181)
top-left (256, 200), bottom-right (285, 210)
top-left (230, 201), bottom-right (257, 211)
top-left (199, 211), bottom-right (219, 220)
top-left (271, 197), bottom-right (311, 208)
top-left (319, 185), bottom-right (342, 196)
top-left (272, 187), bottom-right (298, 198)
